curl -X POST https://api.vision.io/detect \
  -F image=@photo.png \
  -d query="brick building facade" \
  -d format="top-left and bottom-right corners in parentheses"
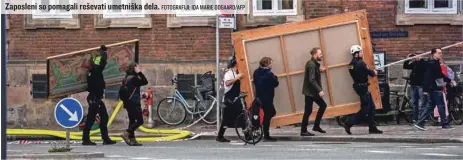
top-left (6, 0), bottom-right (463, 129)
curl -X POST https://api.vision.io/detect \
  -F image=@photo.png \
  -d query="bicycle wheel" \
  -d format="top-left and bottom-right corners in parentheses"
top-left (234, 113), bottom-right (263, 145)
top-left (157, 98), bottom-right (187, 126)
top-left (451, 96), bottom-right (463, 125)
top-left (198, 95), bottom-right (217, 125)
top-left (399, 97), bottom-right (413, 124)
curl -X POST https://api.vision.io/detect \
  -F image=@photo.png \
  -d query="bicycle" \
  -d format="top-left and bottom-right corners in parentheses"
top-left (232, 92), bottom-right (264, 145)
top-left (388, 77), bottom-right (414, 125)
top-left (157, 71), bottom-right (218, 126)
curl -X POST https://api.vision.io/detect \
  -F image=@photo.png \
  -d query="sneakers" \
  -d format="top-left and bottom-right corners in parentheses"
top-left (442, 125), bottom-right (455, 130)
top-left (414, 124), bottom-right (428, 131)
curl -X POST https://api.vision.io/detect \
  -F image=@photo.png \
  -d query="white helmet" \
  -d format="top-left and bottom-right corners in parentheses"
top-left (350, 45), bottom-right (362, 55)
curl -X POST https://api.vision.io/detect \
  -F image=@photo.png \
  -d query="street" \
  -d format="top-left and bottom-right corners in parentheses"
top-left (7, 140), bottom-right (463, 159)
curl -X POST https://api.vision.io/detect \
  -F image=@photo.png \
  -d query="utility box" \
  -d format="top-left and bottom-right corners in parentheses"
top-left (231, 10), bottom-right (382, 127)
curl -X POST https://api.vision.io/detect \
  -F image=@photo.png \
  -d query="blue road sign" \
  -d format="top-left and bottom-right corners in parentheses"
top-left (54, 98), bottom-right (84, 129)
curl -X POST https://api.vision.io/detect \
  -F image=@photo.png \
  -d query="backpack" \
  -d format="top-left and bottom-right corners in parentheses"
top-left (250, 98), bottom-right (264, 126)
top-left (119, 76), bottom-right (136, 104)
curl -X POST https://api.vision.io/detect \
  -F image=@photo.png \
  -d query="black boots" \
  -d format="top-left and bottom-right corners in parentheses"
top-left (369, 127), bottom-right (383, 134)
top-left (312, 126), bottom-right (326, 133)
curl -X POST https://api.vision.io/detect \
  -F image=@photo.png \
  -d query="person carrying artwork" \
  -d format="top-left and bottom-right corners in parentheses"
top-left (216, 56), bottom-right (244, 143)
top-left (120, 61), bottom-right (149, 146)
top-left (82, 45), bottom-right (117, 146)
top-left (343, 45), bottom-right (383, 135)
top-left (300, 47), bottom-right (328, 136)
top-left (253, 57), bottom-right (279, 141)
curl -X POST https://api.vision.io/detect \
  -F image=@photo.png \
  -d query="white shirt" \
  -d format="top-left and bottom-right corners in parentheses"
top-left (223, 69), bottom-right (238, 94)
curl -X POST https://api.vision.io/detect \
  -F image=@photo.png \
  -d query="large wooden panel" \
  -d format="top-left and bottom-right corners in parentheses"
top-left (329, 66), bottom-right (359, 105)
top-left (322, 23), bottom-right (360, 66)
top-left (283, 31), bottom-right (321, 72)
top-left (274, 77), bottom-right (292, 115)
top-left (245, 37), bottom-right (285, 75)
top-left (232, 10), bottom-right (382, 127)
top-left (47, 39), bottom-right (139, 98)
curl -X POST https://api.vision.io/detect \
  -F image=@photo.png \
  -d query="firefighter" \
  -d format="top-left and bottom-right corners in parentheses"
top-left (82, 45), bottom-right (117, 145)
top-left (343, 45), bottom-right (383, 135)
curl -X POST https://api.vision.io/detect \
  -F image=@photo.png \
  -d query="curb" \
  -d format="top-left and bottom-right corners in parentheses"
top-left (191, 135), bottom-right (463, 144)
top-left (7, 152), bottom-right (105, 159)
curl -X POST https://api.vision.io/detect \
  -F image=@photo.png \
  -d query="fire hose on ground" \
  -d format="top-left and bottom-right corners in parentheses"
top-left (6, 101), bottom-right (192, 142)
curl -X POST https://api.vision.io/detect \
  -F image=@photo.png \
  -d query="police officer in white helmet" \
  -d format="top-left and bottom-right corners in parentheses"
top-left (343, 45), bottom-right (383, 135)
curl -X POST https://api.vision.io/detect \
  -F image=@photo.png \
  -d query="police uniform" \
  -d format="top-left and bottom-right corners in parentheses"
top-left (82, 46), bottom-right (116, 145)
top-left (344, 56), bottom-right (382, 134)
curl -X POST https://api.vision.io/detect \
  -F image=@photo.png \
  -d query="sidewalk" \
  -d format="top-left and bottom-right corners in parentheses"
top-left (7, 150), bottom-right (104, 159)
top-left (187, 124), bottom-right (463, 143)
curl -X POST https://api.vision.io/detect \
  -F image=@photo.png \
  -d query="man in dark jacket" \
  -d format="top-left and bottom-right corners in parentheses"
top-left (414, 48), bottom-right (455, 131)
top-left (121, 62), bottom-right (149, 146)
top-left (343, 45), bottom-right (383, 135)
top-left (403, 53), bottom-right (426, 122)
top-left (253, 57), bottom-right (279, 141)
top-left (82, 45), bottom-right (116, 146)
top-left (300, 47), bottom-right (328, 136)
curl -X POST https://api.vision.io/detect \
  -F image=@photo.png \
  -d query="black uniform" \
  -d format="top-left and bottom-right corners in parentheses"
top-left (344, 57), bottom-right (381, 134)
top-left (82, 50), bottom-right (112, 144)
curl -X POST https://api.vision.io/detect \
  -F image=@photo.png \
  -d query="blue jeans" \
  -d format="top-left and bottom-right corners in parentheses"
top-left (416, 91), bottom-right (449, 127)
top-left (410, 86), bottom-right (425, 121)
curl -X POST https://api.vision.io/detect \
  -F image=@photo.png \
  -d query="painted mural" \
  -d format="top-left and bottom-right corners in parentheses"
top-left (47, 41), bottom-right (138, 98)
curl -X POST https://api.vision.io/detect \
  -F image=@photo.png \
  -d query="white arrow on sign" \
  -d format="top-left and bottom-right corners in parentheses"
top-left (59, 104), bottom-right (79, 122)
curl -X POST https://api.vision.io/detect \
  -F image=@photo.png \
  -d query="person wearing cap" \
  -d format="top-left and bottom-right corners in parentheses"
top-left (120, 61), bottom-right (148, 146)
top-left (82, 45), bottom-right (116, 146)
top-left (343, 45), bottom-right (383, 135)
top-left (216, 56), bottom-right (244, 143)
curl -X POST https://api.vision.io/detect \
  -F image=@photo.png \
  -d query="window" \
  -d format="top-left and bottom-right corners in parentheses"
top-left (253, 0), bottom-right (297, 16)
top-left (405, 0), bottom-right (458, 14)
top-left (176, 0), bottom-right (217, 17)
top-left (32, 0), bottom-right (73, 19)
top-left (30, 74), bottom-right (48, 99)
top-left (103, 0), bottom-right (145, 18)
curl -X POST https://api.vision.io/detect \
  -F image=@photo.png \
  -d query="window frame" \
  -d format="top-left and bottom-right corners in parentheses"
top-left (175, 0), bottom-right (217, 17)
top-left (32, 0), bottom-right (74, 19)
top-left (252, 0), bottom-right (297, 16)
top-left (405, 0), bottom-right (458, 14)
top-left (103, 0), bottom-right (146, 19)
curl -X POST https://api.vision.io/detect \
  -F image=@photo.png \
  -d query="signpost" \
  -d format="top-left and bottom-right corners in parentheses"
top-left (219, 17), bottom-right (235, 29)
top-left (54, 97), bottom-right (84, 149)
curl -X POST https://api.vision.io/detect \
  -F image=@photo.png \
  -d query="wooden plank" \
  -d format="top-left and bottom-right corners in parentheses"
top-left (279, 36), bottom-right (297, 113)
top-left (270, 102), bottom-right (361, 127)
top-left (47, 39), bottom-right (139, 60)
top-left (357, 13), bottom-right (383, 109)
top-left (318, 29), bottom-right (335, 106)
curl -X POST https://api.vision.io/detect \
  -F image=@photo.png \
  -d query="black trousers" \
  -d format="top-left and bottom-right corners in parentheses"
top-left (301, 96), bottom-right (327, 132)
top-left (262, 104), bottom-right (276, 137)
top-left (125, 102), bottom-right (144, 139)
top-left (83, 97), bottom-right (110, 142)
top-left (346, 85), bottom-right (376, 128)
